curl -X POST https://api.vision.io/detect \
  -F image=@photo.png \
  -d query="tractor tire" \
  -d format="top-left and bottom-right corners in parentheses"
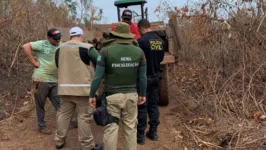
top-left (159, 64), bottom-right (170, 106)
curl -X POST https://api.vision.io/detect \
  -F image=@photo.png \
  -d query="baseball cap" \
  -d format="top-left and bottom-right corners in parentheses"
top-left (47, 28), bottom-right (61, 40)
top-left (69, 27), bottom-right (83, 36)
top-left (122, 9), bottom-right (132, 19)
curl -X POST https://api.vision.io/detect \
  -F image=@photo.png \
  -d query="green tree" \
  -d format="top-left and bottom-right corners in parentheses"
top-left (79, 0), bottom-right (103, 25)
top-left (65, 0), bottom-right (77, 18)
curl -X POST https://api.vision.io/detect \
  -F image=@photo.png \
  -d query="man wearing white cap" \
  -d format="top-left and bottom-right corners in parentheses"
top-left (54, 27), bottom-right (103, 150)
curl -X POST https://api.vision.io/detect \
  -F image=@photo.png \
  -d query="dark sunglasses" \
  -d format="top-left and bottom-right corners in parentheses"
top-left (53, 37), bottom-right (61, 41)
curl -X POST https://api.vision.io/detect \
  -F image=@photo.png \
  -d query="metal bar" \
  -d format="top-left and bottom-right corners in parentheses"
top-left (141, 4), bottom-right (144, 19)
top-left (117, 7), bottom-right (121, 21)
top-left (145, 7), bottom-right (148, 19)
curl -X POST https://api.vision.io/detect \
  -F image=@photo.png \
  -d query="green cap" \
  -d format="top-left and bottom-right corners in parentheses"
top-left (110, 22), bottom-right (135, 39)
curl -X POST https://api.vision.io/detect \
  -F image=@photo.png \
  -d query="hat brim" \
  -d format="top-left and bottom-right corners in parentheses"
top-left (110, 31), bottom-right (135, 39)
top-left (50, 34), bottom-right (61, 40)
top-left (69, 33), bottom-right (83, 37)
top-left (122, 16), bottom-right (132, 19)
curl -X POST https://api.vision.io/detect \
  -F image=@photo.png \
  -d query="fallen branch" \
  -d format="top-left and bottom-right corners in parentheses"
top-left (190, 127), bottom-right (214, 135)
top-left (184, 123), bottom-right (223, 149)
top-left (247, 61), bottom-right (266, 114)
top-left (8, 41), bottom-right (23, 77)
top-left (257, 14), bottom-right (266, 32)
top-left (241, 135), bottom-right (266, 146)
top-left (9, 89), bottom-right (18, 126)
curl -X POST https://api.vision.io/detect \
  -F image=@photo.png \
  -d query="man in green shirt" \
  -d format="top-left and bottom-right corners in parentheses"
top-left (22, 28), bottom-right (62, 134)
top-left (89, 22), bottom-right (147, 150)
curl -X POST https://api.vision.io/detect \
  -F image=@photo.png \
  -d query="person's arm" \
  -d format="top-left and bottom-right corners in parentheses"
top-left (89, 49), bottom-right (107, 107)
top-left (88, 65), bottom-right (105, 108)
top-left (22, 42), bottom-right (40, 68)
top-left (55, 48), bottom-right (60, 68)
top-left (138, 52), bottom-right (147, 97)
top-left (87, 47), bottom-right (99, 68)
top-left (137, 51), bottom-right (147, 105)
top-left (89, 65), bottom-right (105, 98)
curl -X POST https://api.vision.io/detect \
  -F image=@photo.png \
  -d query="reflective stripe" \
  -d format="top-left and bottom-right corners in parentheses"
top-left (61, 43), bottom-right (91, 49)
top-left (59, 84), bottom-right (91, 87)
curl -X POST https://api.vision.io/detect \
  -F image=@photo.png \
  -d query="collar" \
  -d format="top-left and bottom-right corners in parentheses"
top-left (103, 38), bottom-right (139, 47)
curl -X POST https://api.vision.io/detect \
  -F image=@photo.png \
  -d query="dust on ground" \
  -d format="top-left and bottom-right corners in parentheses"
top-left (0, 97), bottom-right (180, 150)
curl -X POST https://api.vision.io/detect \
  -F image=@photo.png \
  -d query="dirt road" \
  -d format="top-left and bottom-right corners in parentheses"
top-left (0, 100), bottom-right (179, 150)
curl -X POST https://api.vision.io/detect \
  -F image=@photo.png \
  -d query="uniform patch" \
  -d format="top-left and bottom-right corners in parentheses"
top-left (97, 55), bottom-right (102, 61)
top-left (149, 39), bottom-right (163, 50)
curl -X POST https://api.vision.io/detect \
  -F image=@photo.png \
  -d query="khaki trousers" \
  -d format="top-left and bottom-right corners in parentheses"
top-left (55, 96), bottom-right (95, 150)
top-left (103, 92), bottom-right (138, 150)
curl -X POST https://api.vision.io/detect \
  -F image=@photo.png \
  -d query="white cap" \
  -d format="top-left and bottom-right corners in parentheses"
top-left (69, 27), bottom-right (83, 36)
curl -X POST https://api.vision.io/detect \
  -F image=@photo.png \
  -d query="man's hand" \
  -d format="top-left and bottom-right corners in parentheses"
top-left (34, 61), bottom-right (40, 68)
top-left (89, 97), bottom-right (96, 108)
top-left (138, 96), bottom-right (146, 105)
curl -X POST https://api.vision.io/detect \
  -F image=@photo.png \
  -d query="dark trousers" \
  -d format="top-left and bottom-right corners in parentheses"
top-left (137, 77), bottom-right (160, 132)
top-left (34, 82), bottom-right (60, 129)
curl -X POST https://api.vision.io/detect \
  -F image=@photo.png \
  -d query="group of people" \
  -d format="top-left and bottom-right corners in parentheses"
top-left (22, 9), bottom-right (165, 150)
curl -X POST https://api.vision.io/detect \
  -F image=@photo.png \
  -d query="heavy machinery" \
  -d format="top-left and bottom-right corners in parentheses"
top-left (114, 0), bottom-right (148, 21)
top-left (113, 0), bottom-right (179, 106)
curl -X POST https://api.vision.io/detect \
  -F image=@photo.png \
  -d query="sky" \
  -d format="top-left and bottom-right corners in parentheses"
top-left (93, 0), bottom-right (188, 24)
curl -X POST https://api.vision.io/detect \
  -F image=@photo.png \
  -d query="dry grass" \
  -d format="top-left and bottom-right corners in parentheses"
top-left (171, 0), bottom-right (266, 121)
top-left (164, 0), bottom-right (266, 149)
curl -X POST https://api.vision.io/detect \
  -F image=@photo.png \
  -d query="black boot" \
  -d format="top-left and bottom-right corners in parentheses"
top-left (91, 144), bottom-right (103, 150)
top-left (55, 140), bottom-right (65, 149)
top-left (137, 131), bottom-right (145, 145)
top-left (146, 127), bottom-right (158, 141)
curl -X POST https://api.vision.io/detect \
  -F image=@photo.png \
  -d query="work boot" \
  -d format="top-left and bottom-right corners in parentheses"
top-left (146, 128), bottom-right (158, 141)
top-left (137, 131), bottom-right (145, 145)
top-left (91, 144), bottom-right (103, 150)
top-left (55, 140), bottom-right (65, 149)
top-left (39, 127), bottom-right (52, 135)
